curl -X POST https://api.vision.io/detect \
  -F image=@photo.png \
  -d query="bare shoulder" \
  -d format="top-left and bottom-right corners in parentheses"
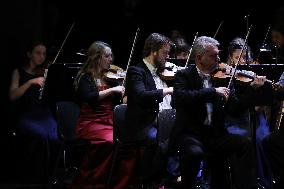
top-left (11, 69), bottom-right (20, 80)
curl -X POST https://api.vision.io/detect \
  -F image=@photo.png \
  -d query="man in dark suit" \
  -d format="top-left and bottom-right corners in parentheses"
top-left (170, 36), bottom-right (265, 189)
top-left (124, 33), bottom-right (173, 183)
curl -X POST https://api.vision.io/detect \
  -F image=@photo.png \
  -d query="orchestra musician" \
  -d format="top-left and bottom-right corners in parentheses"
top-left (224, 37), bottom-right (273, 189)
top-left (9, 41), bottom-right (59, 184)
top-left (124, 33), bottom-right (174, 186)
top-left (71, 41), bottom-right (127, 189)
top-left (169, 36), bottom-right (265, 189)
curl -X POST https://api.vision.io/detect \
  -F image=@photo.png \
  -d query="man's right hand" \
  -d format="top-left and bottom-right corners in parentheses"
top-left (163, 87), bottom-right (173, 96)
top-left (215, 87), bottom-right (230, 100)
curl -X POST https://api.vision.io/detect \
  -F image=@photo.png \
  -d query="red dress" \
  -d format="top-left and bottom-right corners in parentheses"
top-left (76, 85), bottom-right (113, 144)
top-left (71, 85), bottom-right (137, 189)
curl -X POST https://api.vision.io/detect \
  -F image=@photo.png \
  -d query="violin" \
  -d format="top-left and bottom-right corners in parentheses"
top-left (212, 63), bottom-right (273, 84)
top-left (103, 64), bottom-right (126, 82)
top-left (159, 62), bottom-right (182, 80)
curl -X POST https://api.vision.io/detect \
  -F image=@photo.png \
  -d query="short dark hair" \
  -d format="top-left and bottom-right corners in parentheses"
top-left (173, 37), bottom-right (189, 55)
top-left (143, 33), bottom-right (171, 58)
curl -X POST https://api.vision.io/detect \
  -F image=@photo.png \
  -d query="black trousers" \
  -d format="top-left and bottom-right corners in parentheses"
top-left (179, 132), bottom-right (257, 189)
top-left (263, 128), bottom-right (284, 189)
top-left (139, 126), bottom-right (166, 183)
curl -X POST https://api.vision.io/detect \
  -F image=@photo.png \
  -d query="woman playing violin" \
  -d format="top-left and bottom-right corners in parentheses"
top-left (71, 41), bottom-right (127, 189)
top-left (223, 37), bottom-right (268, 135)
top-left (9, 41), bottom-right (59, 184)
top-left (214, 37), bottom-right (266, 84)
top-left (224, 37), bottom-right (273, 189)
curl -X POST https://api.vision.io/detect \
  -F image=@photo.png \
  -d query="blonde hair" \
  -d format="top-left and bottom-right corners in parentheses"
top-left (74, 41), bottom-right (111, 89)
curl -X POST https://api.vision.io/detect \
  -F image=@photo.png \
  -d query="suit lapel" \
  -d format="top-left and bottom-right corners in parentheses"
top-left (191, 66), bottom-right (204, 89)
top-left (138, 62), bottom-right (157, 90)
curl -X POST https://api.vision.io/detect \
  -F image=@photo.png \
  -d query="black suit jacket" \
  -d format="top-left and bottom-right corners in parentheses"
top-left (169, 66), bottom-right (257, 151)
top-left (124, 62), bottom-right (164, 142)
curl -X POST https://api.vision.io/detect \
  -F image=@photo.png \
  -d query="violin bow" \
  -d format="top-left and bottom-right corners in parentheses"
top-left (227, 25), bottom-right (253, 89)
top-left (121, 27), bottom-right (140, 87)
top-left (39, 22), bottom-right (75, 100)
top-left (213, 20), bottom-right (224, 39)
top-left (184, 32), bottom-right (199, 69)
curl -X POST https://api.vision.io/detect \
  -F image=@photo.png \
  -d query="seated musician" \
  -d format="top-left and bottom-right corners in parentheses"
top-left (169, 36), bottom-right (265, 189)
top-left (124, 33), bottom-right (174, 186)
top-left (225, 37), bottom-right (273, 189)
top-left (71, 41), bottom-right (127, 189)
top-left (9, 41), bottom-right (59, 184)
top-left (224, 37), bottom-right (254, 137)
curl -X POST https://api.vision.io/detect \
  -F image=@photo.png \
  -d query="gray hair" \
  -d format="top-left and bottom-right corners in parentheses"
top-left (191, 36), bottom-right (219, 58)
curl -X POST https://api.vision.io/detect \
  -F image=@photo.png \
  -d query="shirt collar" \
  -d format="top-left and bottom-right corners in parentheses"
top-left (196, 66), bottom-right (211, 80)
top-left (143, 58), bottom-right (158, 75)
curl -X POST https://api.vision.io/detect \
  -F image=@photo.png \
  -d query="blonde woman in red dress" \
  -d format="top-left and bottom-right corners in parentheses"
top-left (71, 41), bottom-right (130, 189)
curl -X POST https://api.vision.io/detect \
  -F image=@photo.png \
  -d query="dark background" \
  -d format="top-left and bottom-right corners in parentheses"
top-left (3, 1), bottom-right (284, 66)
top-left (2, 1), bottom-right (284, 124)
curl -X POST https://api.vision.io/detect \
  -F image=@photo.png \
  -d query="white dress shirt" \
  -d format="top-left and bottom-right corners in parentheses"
top-left (196, 66), bottom-right (213, 126)
top-left (144, 59), bottom-right (172, 111)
